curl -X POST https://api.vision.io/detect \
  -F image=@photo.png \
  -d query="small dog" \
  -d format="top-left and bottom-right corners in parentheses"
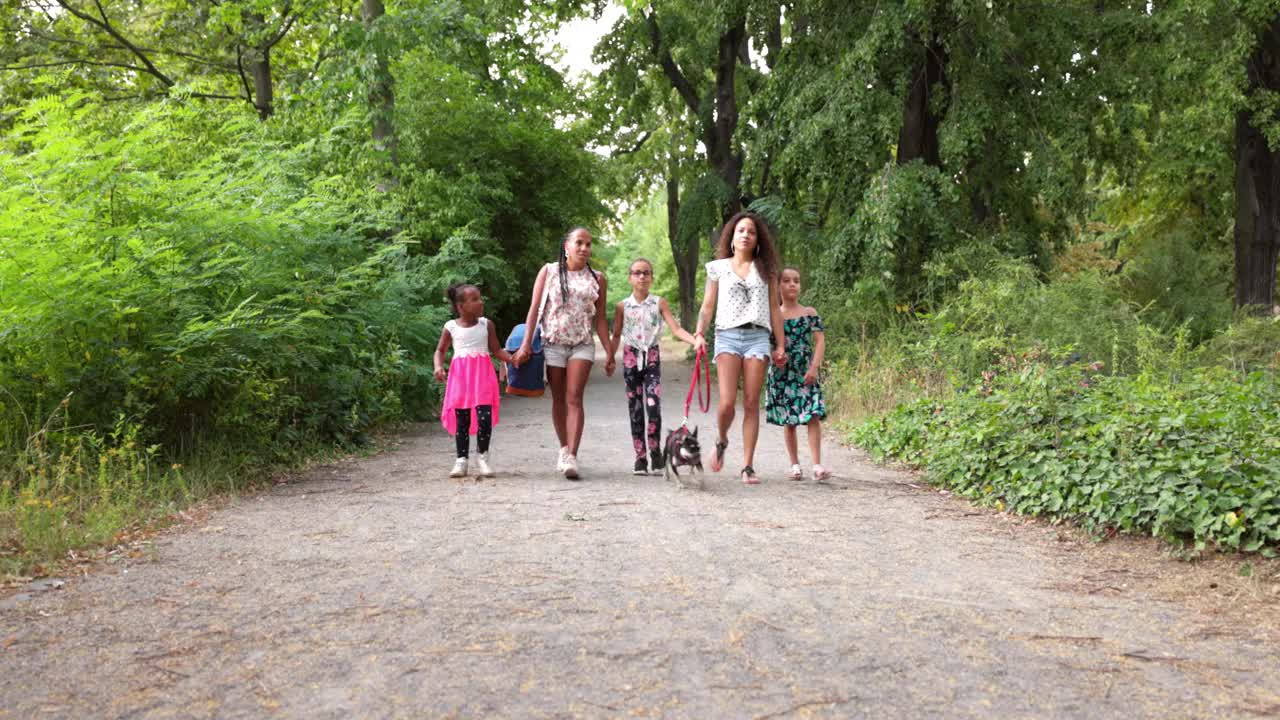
top-left (662, 425), bottom-right (704, 490)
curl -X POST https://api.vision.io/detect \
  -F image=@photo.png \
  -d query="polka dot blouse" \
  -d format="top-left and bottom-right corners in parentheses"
top-left (706, 258), bottom-right (772, 330)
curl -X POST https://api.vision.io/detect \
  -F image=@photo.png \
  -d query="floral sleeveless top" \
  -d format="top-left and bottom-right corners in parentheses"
top-left (541, 262), bottom-right (599, 346)
top-left (621, 294), bottom-right (662, 351)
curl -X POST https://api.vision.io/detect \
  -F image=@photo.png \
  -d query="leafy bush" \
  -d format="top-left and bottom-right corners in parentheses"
top-left (1118, 225), bottom-right (1232, 343)
top-left (0, 97), bottom-right (451, 569)
top-left (1202, 314), bottom-right (1280, 375)
top-left (854, 359), bottom-right (1280, 555)
top-left (0, 98), bottom-right (442, 457)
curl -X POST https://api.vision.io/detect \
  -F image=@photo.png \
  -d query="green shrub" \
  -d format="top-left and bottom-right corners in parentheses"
top-left (0, 97), bottom-right (451, 570)
top-left (1202, 314), bottom-right (1280, 375)
top-left (854, 360), bottom-right (1280, 554)
top-left (1118, 225), bottom-right (1232, 343)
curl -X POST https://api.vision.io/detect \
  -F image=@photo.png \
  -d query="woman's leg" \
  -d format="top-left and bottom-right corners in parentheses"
top-left (546, 366), bottom-right (569, 449)
top-left (783, 425), bottom-right (799, 465)
top-left (564, 359), bottom-right (593, 456)
top-left (741, 358), bottom-right (769, 468)
top-left (806, 418), bottom-right (822, 466)
top-left (711, 353), bottom-right (741, 472)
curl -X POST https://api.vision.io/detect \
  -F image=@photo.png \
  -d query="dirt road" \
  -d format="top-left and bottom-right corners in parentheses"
top-left (2, 347), bottom-right (1278, 718)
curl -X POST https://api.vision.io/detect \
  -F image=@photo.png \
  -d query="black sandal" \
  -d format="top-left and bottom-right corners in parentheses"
top-left (712, 438), bottom-right (729, 472)
top-left (741, 465), bottom-right (760, 485)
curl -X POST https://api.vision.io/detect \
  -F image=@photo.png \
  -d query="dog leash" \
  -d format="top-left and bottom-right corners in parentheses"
top-left (682, 344), bottom-right (710, 427)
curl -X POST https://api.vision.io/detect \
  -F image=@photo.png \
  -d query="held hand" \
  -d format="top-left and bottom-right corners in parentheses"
top-left (803, 367), bottom-right (818, 385)
top-left (605, 357), bottom-right (617, 377)
top-left (433, 367), bottom-right (446, 382)
top-left (512, 347), bottom-right (529, 367)
top-left (772, 346), bottom-right (787, 368)
top-left (692, 334), bottom-right (706, 352)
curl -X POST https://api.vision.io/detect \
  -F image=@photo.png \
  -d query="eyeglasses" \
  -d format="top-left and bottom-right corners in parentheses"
top-left (630, 270), bottom-right (652, 277)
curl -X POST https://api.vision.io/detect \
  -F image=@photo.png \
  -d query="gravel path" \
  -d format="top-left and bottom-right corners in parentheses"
top-left (2, 346), bottom-right (1278, 719)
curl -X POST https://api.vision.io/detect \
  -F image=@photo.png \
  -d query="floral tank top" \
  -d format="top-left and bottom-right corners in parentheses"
top-left (541, 262), bottom-right (599, 346)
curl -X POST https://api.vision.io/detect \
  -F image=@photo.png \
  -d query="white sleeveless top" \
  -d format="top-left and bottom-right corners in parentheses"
top-left (446, 318), bottom-right (490, 357)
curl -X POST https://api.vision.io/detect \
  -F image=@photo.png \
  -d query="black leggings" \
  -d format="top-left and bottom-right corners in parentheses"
top-left (454, 405), bottom-right (492, 458)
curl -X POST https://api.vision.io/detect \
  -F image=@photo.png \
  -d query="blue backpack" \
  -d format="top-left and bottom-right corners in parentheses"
top-left (504, 323), bottom-right (545, 397)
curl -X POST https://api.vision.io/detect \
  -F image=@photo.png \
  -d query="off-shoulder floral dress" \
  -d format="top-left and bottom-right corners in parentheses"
top-left (766, 314), bottom-right (827, 426)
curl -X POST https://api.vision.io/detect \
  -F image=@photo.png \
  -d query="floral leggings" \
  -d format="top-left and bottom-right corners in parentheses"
top-left (623, 345), bottom-right (662, 461)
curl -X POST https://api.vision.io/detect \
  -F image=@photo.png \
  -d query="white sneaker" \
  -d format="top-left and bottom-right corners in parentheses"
top-left (474, 453), bottom-right (494, 477)
top-left (563, 454), bottom-right (580, 480)
top-left (556, 446), bottom-right (569, 473)
top-left (449, 457), bottom-right (468, 478)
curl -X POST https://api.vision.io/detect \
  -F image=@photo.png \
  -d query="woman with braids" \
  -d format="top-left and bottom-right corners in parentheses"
top-left (512, 227), bottom-right (615, 479)
top-left (692, 212), bottom-right (787, 485)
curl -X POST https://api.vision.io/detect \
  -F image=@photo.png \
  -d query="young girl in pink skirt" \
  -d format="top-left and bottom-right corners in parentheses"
top-left (433, 282), bottom-right (513, 478)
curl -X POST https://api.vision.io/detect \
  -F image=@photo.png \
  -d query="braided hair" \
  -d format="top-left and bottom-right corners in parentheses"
top-left (556, 226), bottom-right (599, 305)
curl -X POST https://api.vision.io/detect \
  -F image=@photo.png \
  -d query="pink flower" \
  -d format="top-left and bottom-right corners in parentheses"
top-left (624, 352), bottom-right (638, 369)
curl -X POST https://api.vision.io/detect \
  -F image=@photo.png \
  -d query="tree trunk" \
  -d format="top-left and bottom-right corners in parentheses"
top-left (896, 30), bottom-right (947, 167)
top-left (667, 166), bottom-right (697, 329)
top-left (363, 0), bottom-right (398, 181)
top-left (646, 10), bottom-right (744, 221)
top-left (711, 19), bottom-right (746, 220)
top-left (1235, 16), bottom-right (1280, 312)
top-left (245, 13), bottom-right (273, 120)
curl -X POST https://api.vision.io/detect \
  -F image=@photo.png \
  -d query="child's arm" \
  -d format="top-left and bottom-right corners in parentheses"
top-left (514, 267), bottom-right (548, 367)
top-left (804, 309), bottom-right (825, 385)
top-left (768, 279), bottom-right (787, 368)
top-left (433, 326), bottom-right (452, 382)
top-left (487, 320), bottom-right (513, 365)
top-left (609, 300), bottom-right (625, 362)
top-left (659, 297), bottom-right (696, 345)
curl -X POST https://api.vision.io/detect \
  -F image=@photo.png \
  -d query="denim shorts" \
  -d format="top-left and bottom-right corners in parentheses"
top-left (544, 340), bottom-right (596, 367)
top-left (714, 326), bottom-right (772, 362)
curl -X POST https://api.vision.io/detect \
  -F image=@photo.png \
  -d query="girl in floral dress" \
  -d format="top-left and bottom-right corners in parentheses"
top-left (766, 267), bottom-right (831, 481)
top-left (608, 258), bottom-right (698, 475)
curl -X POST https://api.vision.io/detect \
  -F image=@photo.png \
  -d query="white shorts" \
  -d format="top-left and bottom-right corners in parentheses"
top-left (544, 341), bottom-right (596, 367)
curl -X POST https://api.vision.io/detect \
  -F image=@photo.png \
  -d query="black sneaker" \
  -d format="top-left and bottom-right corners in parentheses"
top-left (632, 457), bottom-right (649, 475)
top-left (649, 450), bottom-right (665, 472)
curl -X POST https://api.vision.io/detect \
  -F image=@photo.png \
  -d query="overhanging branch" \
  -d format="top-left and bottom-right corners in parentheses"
top-left (54, 0), bottom-right (174, 87)
top-left (644, 8), bottom-right (701, 116)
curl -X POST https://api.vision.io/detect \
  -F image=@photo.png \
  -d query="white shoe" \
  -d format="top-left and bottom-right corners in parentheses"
top-left (556, 446), bottom-right (569, 473)
top-left (563, 454), bottom-right (580, 480)
top-left (474, 453), bottom-right (494, 477)
top-left (449, 457), bottom-right (468, 478)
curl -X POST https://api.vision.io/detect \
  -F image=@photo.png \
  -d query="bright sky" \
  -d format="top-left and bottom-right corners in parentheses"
top-left (547, 3), bottom-right (625, 82)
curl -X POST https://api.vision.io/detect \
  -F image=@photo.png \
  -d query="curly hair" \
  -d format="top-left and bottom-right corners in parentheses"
top-left (715, 212), bottom-right (779, 285)
top-left (445, 281), bottom-right (479, 317)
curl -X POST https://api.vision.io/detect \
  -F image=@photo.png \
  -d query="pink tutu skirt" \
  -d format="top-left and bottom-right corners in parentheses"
top-left (441, 354), bottom-right (502, 435)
